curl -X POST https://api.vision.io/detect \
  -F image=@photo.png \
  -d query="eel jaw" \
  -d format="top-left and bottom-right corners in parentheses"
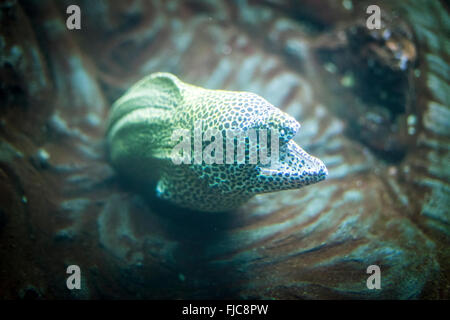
top-left (258, 139), bottom-right (328, 191)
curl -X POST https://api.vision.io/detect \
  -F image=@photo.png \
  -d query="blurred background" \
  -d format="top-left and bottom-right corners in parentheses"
top-left (0, 0), bottom-right (448, 299)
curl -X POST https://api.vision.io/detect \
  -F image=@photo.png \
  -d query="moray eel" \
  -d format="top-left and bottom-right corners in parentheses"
top-left (106, 72), bottom-right (327, 212)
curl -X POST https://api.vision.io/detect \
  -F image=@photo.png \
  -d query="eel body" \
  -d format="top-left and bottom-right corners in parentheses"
top-left (106, 72), bottom-right (327, 212)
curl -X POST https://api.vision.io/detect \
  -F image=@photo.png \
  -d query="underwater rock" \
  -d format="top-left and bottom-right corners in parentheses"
top-left (311, 9), bottom-right (416, 161)
top-left (0, 0), bottom-right (448, 299)
top-left (400, 1), bottom-right (450, 239)
top-left (0, 0), bottom-right (51, 109)
top-left (0, 140), bottom-right (23, 164)
top-left (30, 148), bottom-right (50, 169)
top-left (19, 285), bottom-right (42, 300)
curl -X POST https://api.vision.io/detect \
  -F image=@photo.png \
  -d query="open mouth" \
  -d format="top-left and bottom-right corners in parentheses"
top-left (258, 139), bottom-right (328, 188)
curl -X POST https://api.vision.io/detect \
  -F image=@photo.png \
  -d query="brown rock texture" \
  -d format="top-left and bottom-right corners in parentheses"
top-left (0, 0), bottom-right (448, 299)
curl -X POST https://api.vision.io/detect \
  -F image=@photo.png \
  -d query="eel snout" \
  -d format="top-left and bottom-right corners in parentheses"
top-left (258, 138), bottom-right (328, 191)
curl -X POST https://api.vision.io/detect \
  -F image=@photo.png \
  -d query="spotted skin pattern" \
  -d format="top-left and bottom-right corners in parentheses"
top-left (106, 73), bottom-right (328, 212)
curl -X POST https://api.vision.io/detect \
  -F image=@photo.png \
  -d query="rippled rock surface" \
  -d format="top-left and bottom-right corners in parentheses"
top-left (0, 0), bottom-right (448, 299)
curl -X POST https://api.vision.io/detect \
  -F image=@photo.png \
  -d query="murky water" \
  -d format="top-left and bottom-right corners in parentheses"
top-left (0, 0), bottom-right (448, 299)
